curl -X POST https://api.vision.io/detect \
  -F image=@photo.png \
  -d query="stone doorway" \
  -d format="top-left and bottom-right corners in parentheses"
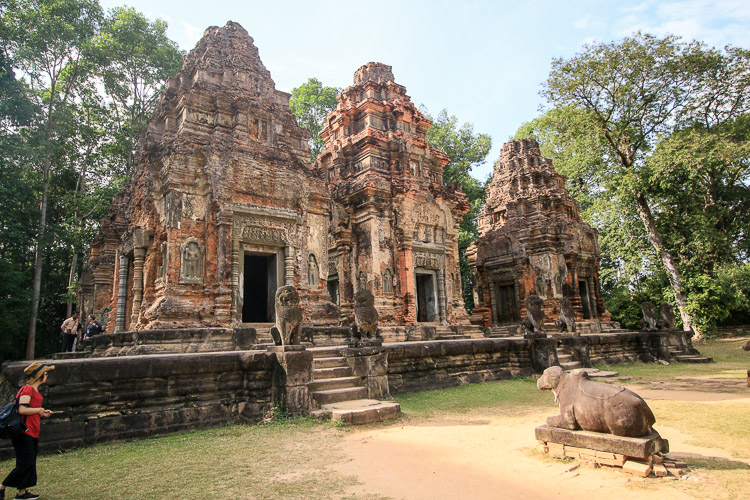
top-left (416, 272), bottom-right (437, 322)
top-left (494, 283), bottom-right (519, 323)
top-left (242, 253), bottom-right (278, 322)
top-left (578, 280), bottom-right (591, 319)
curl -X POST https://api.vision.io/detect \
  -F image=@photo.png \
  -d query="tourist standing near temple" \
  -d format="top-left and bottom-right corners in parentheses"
top-left (0, 362), bottom-right (55, 500)
top-left (59, 312), bottom-right (79, 352)
top-left (84, 315), bottom-right (102, 339)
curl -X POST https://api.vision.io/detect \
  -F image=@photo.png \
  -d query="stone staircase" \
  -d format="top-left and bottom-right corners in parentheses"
top-left (434, 326), bottom-right (469, 340)
top-left (244, 323), bottom-right (275, 344)
top-left (308, 346), bottom-right (400, 424)
top-left (668, 346), bottom-right (713, 363)
top-left (486, 325), bottom-right (516, 338)
top-left (556, 346), bottom-right (583, 371)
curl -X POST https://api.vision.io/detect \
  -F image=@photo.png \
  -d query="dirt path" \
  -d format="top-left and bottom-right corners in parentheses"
top-left (333, 391), bottom-right (750, 499)
top-left (332, 411), bottom-right (691, 500)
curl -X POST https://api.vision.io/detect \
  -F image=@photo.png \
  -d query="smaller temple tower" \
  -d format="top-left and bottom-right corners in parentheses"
top-left (319, 63), bottom-right (470, 326)
top-left (467, 138), bottom-right (610, 328)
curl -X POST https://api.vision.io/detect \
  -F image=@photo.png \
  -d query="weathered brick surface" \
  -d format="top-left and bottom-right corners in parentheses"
top-left (468, 139), bottom-right (610, 328)
top-left (319, 63), bottom-right (470, 326)
top-left (386, 339), bottom-right (536, 394)
top-left (0, 351), bottom-right (274, 457)
top-left (78, 21), bottom-right (337, 333)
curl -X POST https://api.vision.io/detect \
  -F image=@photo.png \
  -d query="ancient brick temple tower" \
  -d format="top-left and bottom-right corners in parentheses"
top-left (467, 138), bottom-right (610, 328)
top-left (318, 63), bottom-right (470, 325)
top-left (79, 22), bottom-right (336, 332)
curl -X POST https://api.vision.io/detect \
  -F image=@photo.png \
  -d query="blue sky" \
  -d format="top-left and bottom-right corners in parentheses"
top-left (100, 0), bottom-right (750, 180)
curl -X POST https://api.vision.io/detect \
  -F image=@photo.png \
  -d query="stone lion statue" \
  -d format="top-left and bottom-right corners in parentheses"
top-left (639, 302), bottom-right (659, 331)
top-left (660, 303), bottom-right (676, 329)
top-left (537, 366), bottom-right (656, 437)
top-left (350, 288), bottom-right (378, 344)
top-left (270, 286), bottom-right (302, 346)
top-left (521, 294), bottom-right (546, 337)
top-left (554, 297), bottom-right (577, 334)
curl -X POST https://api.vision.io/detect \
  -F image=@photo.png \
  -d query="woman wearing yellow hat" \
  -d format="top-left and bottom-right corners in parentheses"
top-left (0, 362), bottom-right (54, 500)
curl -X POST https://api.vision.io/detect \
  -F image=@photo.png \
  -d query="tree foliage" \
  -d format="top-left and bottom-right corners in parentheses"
top-left (520, 33), bottom-right (750, 336)
top-left (289, 78), bottom-right (340, 162)
top-left (0, 0), bottom-right (182, 360)
top-left (422, 107), bottom-right (492, 311)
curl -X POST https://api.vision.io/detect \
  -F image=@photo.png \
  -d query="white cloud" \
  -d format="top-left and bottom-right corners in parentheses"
top-left (615, 0), bottom-right (750, 46)
top-left (574, 14), bottom-right (592, 29)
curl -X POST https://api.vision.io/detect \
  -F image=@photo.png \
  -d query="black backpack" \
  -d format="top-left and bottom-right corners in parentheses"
top-left (0, 397), bottom-right (27, 439)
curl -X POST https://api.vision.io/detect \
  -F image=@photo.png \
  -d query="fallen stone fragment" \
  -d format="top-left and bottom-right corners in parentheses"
top-left (623, 460), bottom-right (652, 477)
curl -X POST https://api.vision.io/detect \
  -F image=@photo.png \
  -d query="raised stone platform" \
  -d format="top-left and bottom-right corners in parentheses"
top-left (535, 425), bottom-right (669, 459)
top-left (310, 399), bottom-right (401, 424)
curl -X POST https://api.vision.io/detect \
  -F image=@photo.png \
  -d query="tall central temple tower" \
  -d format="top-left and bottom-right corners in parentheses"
top-left (319, 63), bottom-right (470, 325)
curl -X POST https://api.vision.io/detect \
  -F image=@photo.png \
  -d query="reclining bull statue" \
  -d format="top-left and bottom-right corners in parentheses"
top-left (537, 366), bottom-right (656, 437)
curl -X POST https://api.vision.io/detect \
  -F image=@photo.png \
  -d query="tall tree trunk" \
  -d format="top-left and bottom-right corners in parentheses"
top-left (66, 252), bottom-right (77, 318)
top-left (26, 135), bottom-right (52, 360)
top-left (633, 191), bottom-right (696, 337)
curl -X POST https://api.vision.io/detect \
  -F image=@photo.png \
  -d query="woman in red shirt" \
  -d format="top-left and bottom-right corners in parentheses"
top-left (0, 362), bottom-right (54, 500)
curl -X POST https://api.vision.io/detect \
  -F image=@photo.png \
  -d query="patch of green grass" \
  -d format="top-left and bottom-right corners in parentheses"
top-left (394, 377), bottom-right (552, 418)
top-left (595, 337), bottom-right (750, 381)
top-left (3, 418), bottom-right (358, 500)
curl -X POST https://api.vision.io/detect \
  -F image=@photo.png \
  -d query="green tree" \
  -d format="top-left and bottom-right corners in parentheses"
top-left (88, 6), bottom-right (183, 177)
top-left (523, 33), bottom-right (750, 336)
top-left (422, 107), bottom-right (492, 311)
top-left (1, 0), bottom-right (103, 359)
top-left (0, 49), bottom-right (40, 361)
top-left (289, 78), bottom-right (340, 162)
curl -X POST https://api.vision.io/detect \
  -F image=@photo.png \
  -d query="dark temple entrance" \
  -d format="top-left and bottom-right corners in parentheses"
top-left (242, 254), bottom-right (277, 322)
top-left (416, 272), bottom-right (437, 322)
top-left (494, 283), bottom-right (519, 323)
top-left (579, 280), bottom-right (591, 319)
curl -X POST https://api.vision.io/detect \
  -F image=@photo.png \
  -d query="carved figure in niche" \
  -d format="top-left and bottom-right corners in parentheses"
top-left (357, 270), bottom-right (367, 291)
top-left (521, 294), bottom-right (546, 338)
top-left (639, 302), bottom-right (659, 331)
top-left (537, 366), bottom-right (660, 438)
top-left (180, 239), bottom-right (204, 283)
top-left (349, 289), bottom-right (379, 346)
top-left (534, 276), bottom-right (546, 298)
top-left (552, 264), bottom-right (567, 297)
top-left (555, 297), bottom-right (577, 335)
top-left (270, 286), bottom-right (302, 346)
top-left (157, 242), bottom-right (167, 281)
top-left (308, 254), bottom-right (319, 289)
top-left (660, 303), bottom-right (676, 329)
top-left (99, 306), bottom-right (111, 333)
top-left (382, 268), bottom-right (394, 295)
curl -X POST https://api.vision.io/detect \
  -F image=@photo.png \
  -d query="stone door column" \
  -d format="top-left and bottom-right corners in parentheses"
top-left (129, 247), bottom-right (146, 327)
top-left (284, 244), bottom-right (295, 286)
top-left (437, 267), bottom-right (447, 324)
top-left (489, 281), bottom-right (499, 324)
top-left (115, 253), bottom-right (130, 332)
top-left (588, 276), bottom-right (598, 319)
top-left (336, 235), bottom-right (354, 322)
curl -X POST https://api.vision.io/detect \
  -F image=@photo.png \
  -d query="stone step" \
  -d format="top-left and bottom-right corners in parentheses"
top-left (313, 366), bottom-right (353, 380)
top-left (435, 334), bottom-right (469, 340)
top-left (560, 361), bottom-right (583, 370)
top-left (557, 354), bottom-right (573, 363)
top-left (673, 355), bottom-right (713, 363)
top-left (310, 399), bottom-right (401, 425)
top-left (310, 347), bottom-right (343, 359)
top-left (312, 386), bottom-right (368, 406)
top-left (572, 368), bottom-right (619, 378)
top-left (314, 356), bottom-right (348, 369)
top-left (308, 376), bottom-right (361, 393)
